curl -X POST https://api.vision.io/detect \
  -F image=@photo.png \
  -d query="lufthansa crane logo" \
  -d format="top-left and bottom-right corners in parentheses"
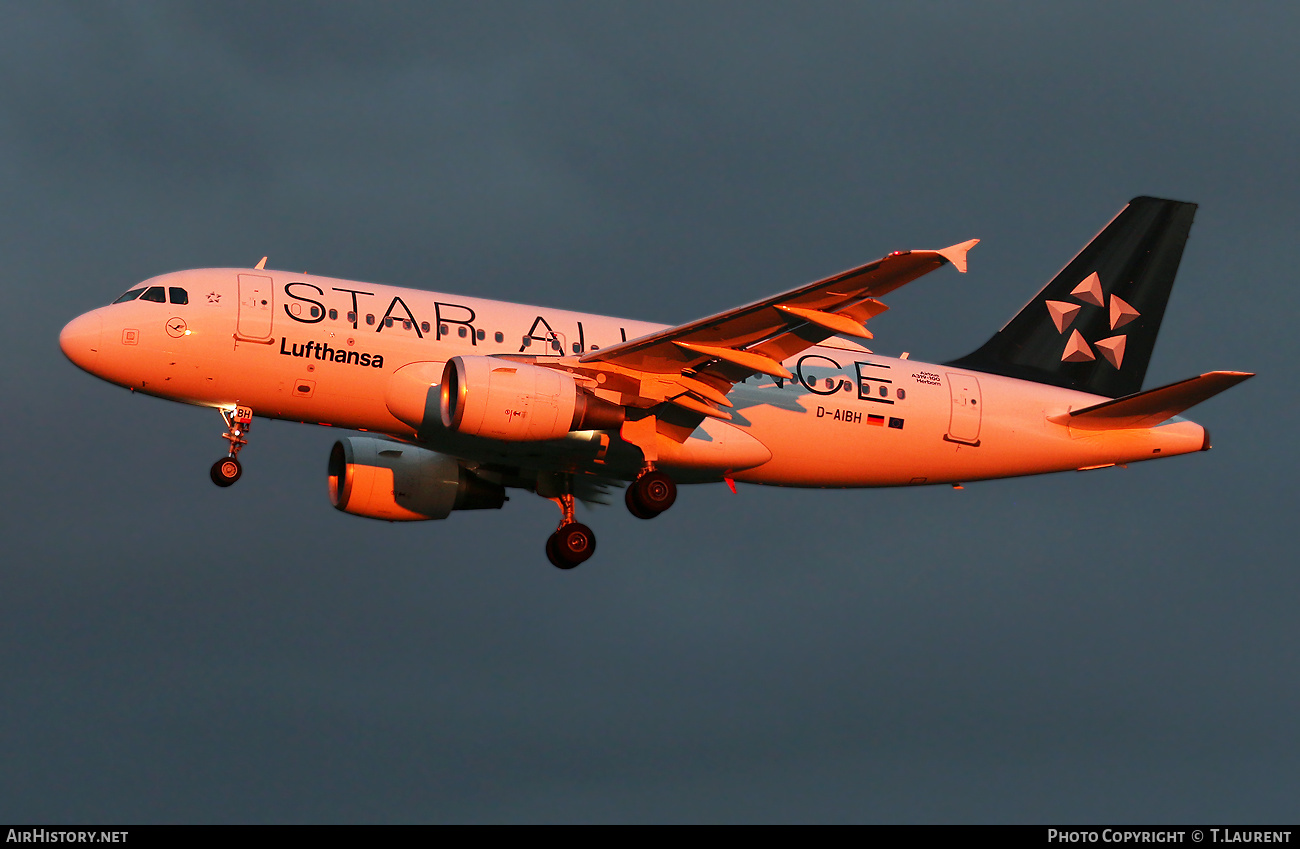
top-left (165, 317), bottom-right (188, 338)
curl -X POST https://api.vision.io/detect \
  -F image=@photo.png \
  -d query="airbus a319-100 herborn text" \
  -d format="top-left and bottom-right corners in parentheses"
top-left (61, 197), bottom-right (1251, 568)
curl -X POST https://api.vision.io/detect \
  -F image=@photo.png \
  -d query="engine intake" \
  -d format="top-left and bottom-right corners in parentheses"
top-left (328, 437), bottom-right (505, 521)
top-left (440, 356), bottom-right (624, 441)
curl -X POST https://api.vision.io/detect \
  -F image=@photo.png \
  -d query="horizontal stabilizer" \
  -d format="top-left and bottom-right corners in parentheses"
top-left (1050, 371), bottom-right (1254, 430)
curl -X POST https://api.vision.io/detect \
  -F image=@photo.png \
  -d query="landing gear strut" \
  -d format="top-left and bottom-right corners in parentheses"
top-left (210, 404), bottom-right (253, 488)
top-left (545, 490), bottom-right (596, 570)
top-left (625, 469), bottom-right (677, 519)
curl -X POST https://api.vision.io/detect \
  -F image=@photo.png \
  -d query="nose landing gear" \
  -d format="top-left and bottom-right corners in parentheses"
top-left (210, 404), bottom-right (253, 488)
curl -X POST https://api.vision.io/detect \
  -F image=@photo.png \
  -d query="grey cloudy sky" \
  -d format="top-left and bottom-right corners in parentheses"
top-left (1, 2), bottom-right (1296, 822)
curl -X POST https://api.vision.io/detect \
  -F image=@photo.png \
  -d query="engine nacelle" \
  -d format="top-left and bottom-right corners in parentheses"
top-left (440, 356), bottom-right (624, 441)
top-left (328, 437), bottom-right (505, 521)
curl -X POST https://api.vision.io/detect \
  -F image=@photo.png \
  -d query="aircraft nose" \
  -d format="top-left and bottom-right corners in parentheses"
top-left (60, 311), bottom-right (103, 372)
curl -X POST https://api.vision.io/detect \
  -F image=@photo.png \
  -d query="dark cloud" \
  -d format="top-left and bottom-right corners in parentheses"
top-left (1, 2), bottom-right (1297, 822)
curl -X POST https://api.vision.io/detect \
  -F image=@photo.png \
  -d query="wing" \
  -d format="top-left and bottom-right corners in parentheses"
top-left (492, 240), bottom-right (976, 457)
top-left (571, 240), bottom-right (977, 411)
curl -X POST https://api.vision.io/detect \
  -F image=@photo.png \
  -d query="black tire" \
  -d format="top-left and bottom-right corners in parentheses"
top-left (625, 482), bottom-right (661, 519)
top-left (630, 471), bottom-right (676, 515)
top-left (210, 457), bottom-right (242, 487)
top-left (545, 533), bottom-right (575, 570)
top-left (550, 522), bottom-right (595, 567)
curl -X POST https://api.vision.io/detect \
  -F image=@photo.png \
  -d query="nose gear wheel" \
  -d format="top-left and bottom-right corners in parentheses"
top-left (210, 456), bottom-right (242, 487)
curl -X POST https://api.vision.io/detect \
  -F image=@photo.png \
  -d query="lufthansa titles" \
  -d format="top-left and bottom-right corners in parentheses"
top-left (279, 338), bottom-right (384, 368)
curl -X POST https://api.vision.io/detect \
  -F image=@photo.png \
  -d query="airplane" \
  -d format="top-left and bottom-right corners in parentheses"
top-left (60, 196), bottom-right (1252, 569)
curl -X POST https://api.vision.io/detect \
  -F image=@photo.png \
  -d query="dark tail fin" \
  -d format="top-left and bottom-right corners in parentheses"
top-left (948, 196), bottom-right (1198, 398)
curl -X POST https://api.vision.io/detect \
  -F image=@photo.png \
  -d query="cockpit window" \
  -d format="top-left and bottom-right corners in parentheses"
top-left (113, 287), bottom-right (145, 304)
top-left (168, 287), bottom-right (189, 305)
top-left (140, 286), bottom-right (166, 303)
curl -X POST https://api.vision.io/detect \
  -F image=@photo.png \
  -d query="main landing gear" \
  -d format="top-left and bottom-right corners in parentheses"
top-left (540, 468), bottom-right (679, 569)
top-left (210, 404), bottom-right (253, 487)
top-left (625, 469), bottom-right (677, 519)
top-left (545, 492), bottom-right (596, 570)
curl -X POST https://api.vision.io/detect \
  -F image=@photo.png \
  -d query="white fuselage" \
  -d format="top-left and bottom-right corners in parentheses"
top-left (60, 268), bottom-right (1209, 488)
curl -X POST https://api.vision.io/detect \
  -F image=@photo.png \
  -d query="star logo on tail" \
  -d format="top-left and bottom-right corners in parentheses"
top-left (1046, 273), bottom-right (1140, 369)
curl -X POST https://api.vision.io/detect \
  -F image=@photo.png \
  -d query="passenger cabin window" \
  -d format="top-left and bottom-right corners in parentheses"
top-left (140, 286), bottom-right (166, 303)
top-left (113, 288), bottom-right (145, 304)
top-left (494, 332), bottom-right (504, 343)
top-left (458, 326), bottom-right (467, 338)
top-left (310, 305), bottom-right (321, 318)
top-left (476, 329), bottom-right (485, 341)
top-left (329, 309), bottom-right (338, 320)
top-left (421, 322), bottom-right (430, 333)
top-left (168, 287), bottom-right (188, 305)
top-left (366, 314), bottom-right (375, 326)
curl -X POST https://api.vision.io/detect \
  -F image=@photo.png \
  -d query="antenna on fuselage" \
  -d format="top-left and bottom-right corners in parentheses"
top-left (254, 257), bottom-right (267, 270)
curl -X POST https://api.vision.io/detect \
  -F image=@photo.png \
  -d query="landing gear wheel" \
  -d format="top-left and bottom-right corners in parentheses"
top-left (210, 456), bottom-right (242, 487)
top-left (547, 522), bottom-right (595, 569)
top-left (625, 483), bottom-right (659, 519)
top-left (627, 471), bottom-right (676, 518)
top-left (545, 534), bottom-right (571, 570)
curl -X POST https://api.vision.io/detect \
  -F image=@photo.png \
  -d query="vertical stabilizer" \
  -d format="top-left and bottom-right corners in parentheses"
top-left (948, 197), bottom-right (1197, 398)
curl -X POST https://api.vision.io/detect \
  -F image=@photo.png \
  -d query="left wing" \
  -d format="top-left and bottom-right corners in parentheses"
top-left (581, 241), bottom-right (976, 377)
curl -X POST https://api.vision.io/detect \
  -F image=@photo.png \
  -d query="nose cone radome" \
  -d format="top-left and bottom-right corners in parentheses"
top-left (60, 311), bottom-right (103, 373)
